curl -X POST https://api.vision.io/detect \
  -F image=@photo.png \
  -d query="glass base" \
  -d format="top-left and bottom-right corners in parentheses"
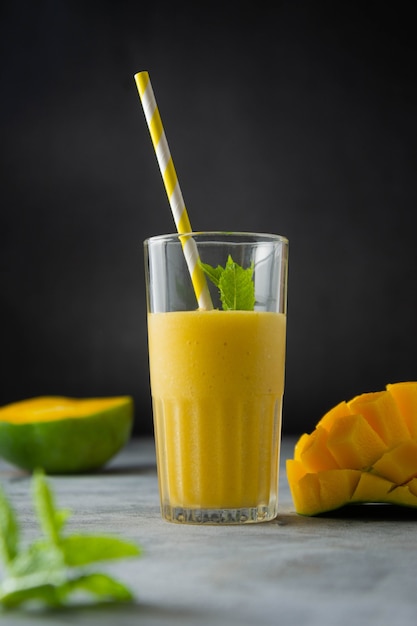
top-left (161, 504), bottom-right (277, 525)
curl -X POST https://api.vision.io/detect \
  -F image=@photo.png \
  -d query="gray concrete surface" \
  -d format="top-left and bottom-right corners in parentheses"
top-left (1, 437), bottom-right (417, 625)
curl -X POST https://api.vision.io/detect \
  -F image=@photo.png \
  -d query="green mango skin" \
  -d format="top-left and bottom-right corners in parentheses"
top-left (0, 399), bottom-right (133, 474)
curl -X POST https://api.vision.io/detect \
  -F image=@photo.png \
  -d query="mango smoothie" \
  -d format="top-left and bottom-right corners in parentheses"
top-left (147, 308), bottom-right (286, 522)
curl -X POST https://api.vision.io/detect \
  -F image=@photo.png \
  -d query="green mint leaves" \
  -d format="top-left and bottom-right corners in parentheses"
top-left (199, 255), bottom-right (255, 311)
top-left (0, 471), bottom-right (141, 610)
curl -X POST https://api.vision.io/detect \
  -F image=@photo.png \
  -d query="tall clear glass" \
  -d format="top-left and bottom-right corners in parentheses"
top-left (144, 232), bottom-right (288, 524)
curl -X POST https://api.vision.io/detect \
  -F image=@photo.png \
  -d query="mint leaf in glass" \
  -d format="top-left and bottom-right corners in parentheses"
top-left (199, 255), bottom-right (255, 311)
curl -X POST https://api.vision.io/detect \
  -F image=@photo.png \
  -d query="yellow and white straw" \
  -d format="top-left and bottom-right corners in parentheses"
top-left (134, 71), bottom-right (213, 310)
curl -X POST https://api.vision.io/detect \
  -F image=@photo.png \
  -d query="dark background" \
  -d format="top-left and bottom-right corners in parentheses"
top-left (1, 1), bottom-right (416, 436)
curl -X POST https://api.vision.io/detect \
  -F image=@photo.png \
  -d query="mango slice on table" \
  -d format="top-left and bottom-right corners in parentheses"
top-left (0, 396), bottom-right (133, 474)
top-left (287, 383), bottom-right (417, 515)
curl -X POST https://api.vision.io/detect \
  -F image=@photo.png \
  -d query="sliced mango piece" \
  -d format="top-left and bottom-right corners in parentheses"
top-left (298, 426), bottom-right (340, 472)
top-left (386, 382), bottom-right (417, 439)
top-left (406, 477), bottom-right (417, 498)
top-left (317, 469), bottom-right (361, 512)
top-left (371, 440), bottom-right (417, 484)
top-left (286, 465), bottom-right (361, 516)
top-left (316, 400), bottom-right (351, 432)
top-left (286, 462), bottom-right (322, 516)
top-left (293, 433), bottom-right (310, 462)
top-left (351, 472), bottom-right (392, 503)
top-left (286, 458), bottom-right (307, 483)
top-left (326, 414), bottom-right (387, 470)
top-left (348, 390), bottom-right (409, 446)
top-left (352, 472), bottom-right (417, 508)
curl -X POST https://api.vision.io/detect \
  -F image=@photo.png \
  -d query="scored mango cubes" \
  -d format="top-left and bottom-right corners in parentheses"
top-left (287, 382), bottom-right (417, 515)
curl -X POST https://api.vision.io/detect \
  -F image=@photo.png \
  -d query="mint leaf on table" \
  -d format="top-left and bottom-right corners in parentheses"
top-left (0, 486), bottom-right (19, 565)
top-left (0, 471), bottom-right (141, 610)
top-left (62, 572), bottom-right (134, 602)
top-left (199, 255), bottom-right (255, 311)
top-left (61, 535), bottom-right (140, 567)
top-left (33, 469), bottom-right (70, 546)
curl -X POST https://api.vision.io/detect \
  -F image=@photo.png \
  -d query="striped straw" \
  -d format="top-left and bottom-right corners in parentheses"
top-left (134, 71), bottom-right (213, 310)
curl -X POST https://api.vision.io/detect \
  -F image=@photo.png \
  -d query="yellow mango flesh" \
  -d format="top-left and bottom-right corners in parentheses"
top-left (371, 440), bottom-right (417, 484)
top-left (318, 469), bottom-right (361, 513)
top-left (351, 473), bottom-right (417, 508)
top-left (0, 396), bottom-right (130, 424)
top-left (406, 477), bottom-right (417, 498)
top-left (298, 426), bottom-right (340, 472)
top-left (287, 383), bottom-right (417, 515)
top-left (347, 391), bottom-right (409, 445)
top-left (286, 461), bottom-right (322, 516)
top-left (326, 414), bottom-right (387, 470)
top-left (386, 382), bottom-right (417, 439)
top-left (294, 433), bottom-right (310, 461)
top-left (286, 461), bottom-right (361, 516)
top-left (316, 400), bottom-right (351, 432)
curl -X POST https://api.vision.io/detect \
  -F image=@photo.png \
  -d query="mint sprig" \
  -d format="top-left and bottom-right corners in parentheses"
top-left (199, 255), bottom-right (255, 311)
top-left (0, 471), bottom-right (141, 610)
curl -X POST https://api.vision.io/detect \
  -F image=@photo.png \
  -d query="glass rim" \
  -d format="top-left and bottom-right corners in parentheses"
top-left (144, 231), bottom-right (289, 246)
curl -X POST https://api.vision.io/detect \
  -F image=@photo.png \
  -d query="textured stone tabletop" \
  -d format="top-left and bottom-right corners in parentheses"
top-left (1, 437), bottom-right (417, 626)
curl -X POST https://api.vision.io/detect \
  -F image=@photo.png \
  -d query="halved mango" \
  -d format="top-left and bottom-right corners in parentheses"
top-left (0, 396), bottom-right (134, 474)
top-left (287, 382), bottom-right (417, 515)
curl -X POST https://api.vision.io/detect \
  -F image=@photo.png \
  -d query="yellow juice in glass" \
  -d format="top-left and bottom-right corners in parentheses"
top-left (148, 308), bottom-right (286, 523)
